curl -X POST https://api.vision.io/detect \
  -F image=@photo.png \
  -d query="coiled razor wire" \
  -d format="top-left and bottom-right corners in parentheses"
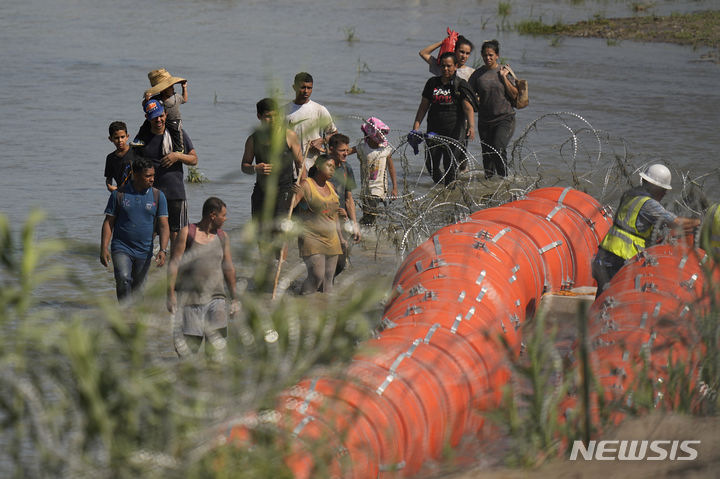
top-left (337, 112), bottom-right (717, 259)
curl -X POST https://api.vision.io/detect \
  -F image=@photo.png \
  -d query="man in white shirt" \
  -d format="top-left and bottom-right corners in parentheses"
top-left (286, 72), bottom-right (337, 172)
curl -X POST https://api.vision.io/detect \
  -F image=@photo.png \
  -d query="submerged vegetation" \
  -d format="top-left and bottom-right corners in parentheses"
top-left (186, 165), bottom-right (208, 183)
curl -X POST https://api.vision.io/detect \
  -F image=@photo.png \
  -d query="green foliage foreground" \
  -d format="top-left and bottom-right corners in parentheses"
top-left (0, 212), bottom-right (384, 478)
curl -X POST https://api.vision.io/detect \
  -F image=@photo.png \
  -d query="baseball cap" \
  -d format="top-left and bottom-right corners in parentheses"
top-left (143, 99), bottom-right (165, 120)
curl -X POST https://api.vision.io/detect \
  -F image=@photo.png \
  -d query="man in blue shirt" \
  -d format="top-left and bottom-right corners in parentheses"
top-left (101, 157), bottom-right (170, 301)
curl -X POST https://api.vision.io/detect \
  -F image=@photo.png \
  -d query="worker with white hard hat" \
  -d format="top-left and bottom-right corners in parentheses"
top-left (592, 163), bottom-right (700, 298)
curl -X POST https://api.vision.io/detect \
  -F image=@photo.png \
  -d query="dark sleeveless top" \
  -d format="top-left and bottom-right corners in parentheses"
top-left (251, 127), bottom-right (296, 192)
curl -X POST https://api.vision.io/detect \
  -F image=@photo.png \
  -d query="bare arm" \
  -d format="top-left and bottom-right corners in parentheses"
top-left (241, 135), bottom-right (268, 175)
top-left (419, 40), bottom-right (443, 64)
top-left (106, 178), bottom-right (116, 192)
top-left (219, 232), bottom-right (239, 315)
top-left (500, 66), bottom-right (518, 101)
top-left (674, 217), bottom-right (701, 234)
top-left (100, 215), bottom-right (115, 267)
top-left (387, 154), bottom-right (398, 197)
top-left (166, 230), bottom-right (187, 312)
top-left (287, 129), bottom-right (306, 179)
top-left (291, 178), bottom-right (308, 205)
top-left (180, 81), bottom-right (188, 103)
top-left (413, 97), bottom-right (431, 131)
top-left (155, 216), bottom-right (169, 267)
top-left (345, 191), bottom-right (360, 241)
top-left (462, 99), bottom-right (475, 141)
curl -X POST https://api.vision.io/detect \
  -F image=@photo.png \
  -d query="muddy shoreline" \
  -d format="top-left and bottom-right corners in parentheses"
top-left (550, 10), bottom-right (720, 52)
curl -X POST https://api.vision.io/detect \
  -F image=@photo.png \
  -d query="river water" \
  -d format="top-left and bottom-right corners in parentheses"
top-left (1, 0), bottom-right (718, 301)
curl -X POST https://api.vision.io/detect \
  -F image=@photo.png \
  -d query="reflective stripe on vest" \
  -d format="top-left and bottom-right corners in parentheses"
top-left (600, 195), bottom-right (652, 260)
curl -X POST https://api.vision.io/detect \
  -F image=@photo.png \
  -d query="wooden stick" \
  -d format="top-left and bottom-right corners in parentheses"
top-left (271, 143), bottom-right (309, 299)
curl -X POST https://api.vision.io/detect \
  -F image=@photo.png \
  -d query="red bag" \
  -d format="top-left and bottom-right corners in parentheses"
top-left (437, 28), bottom-right (459, 64)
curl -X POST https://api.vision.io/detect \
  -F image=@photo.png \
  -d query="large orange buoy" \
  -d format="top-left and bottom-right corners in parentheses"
top-left (223, 187), bottom-right (611, 477)
top-left (576, 243), bottom-right (711, 430)
top-left (471, 206), bottom-right (575, 290)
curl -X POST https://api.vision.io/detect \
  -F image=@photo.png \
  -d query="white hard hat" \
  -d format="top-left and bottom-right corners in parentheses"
top-left (639, 164), bottom-right (672, 190)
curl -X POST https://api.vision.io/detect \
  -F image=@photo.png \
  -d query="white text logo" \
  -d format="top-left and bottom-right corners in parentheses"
top-left (569, 440), bottom-right (700, 461)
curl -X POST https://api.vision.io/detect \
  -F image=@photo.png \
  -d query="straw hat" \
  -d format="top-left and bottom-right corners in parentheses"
top-left (145, 68), bottom-right (185, 96)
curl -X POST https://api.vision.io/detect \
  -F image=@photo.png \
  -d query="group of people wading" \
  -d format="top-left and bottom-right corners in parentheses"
top-left (100, 30), bottom-right (714, 356)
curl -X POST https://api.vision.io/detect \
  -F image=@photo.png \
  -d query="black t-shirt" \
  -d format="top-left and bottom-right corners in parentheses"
top-left (141, 129), bottom-right (194, 200)
top-left (422, 76), bottom-right (464, 135)
top-left (104, 148), bottom-right (139, 188)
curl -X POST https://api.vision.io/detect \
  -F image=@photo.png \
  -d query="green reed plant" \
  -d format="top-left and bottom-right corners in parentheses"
top-left (186, 165), bottom-right (208, 183)
top-left (491, 309), bottom-right (580, 467)
top-left (0, 211), bottom-right (385, 477)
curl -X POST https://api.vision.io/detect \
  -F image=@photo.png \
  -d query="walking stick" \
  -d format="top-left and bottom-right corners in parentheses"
top-left (271, 143), bottom-right (309, 299)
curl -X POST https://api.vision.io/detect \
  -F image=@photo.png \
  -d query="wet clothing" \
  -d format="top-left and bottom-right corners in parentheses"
top-left (175, 224), bottom-right (229, 337)
top-left (104, 182), bottom-right (168, 301)
top-left (421, 75), bottom-right (473, 185)
top-left (137, 128), bottom-right (194, 200)
top-left (249, 127), bottom-right (297, 222)
top-left (477, 116), bottom-right (515, 178)
top-left (357, 141), bottom-right (393, 224)
top-left (135, 92), bottom-right (186, 151)
top-left (422, 76), bottom-right (469, 136)
top-left (104, 182), bottom-right (168, 258)
top-left (111, 251), bottom-right (152, 301)
top-left (175, 224), bottom-right (227, 305)
top-left (469, 65), bottom-right (516, 178)
top-left (297, 178), bottom-right (342, 257)
top-left (329, 161), bottom-right (357, 212)
top-left (301, 254), bottom-right (339, 294)
top-left (286, 100), bottom-right (337, 172)
top-left (166, 199), bottom-right (188, 233)
top-left (104, 148), bottom-right (139, 189)
top-left (469, 65), bottom-right (516, 123)
top-left (357, 141), bottom-right (393, 199)
top-left (179, 298), bottom-right (227, 337)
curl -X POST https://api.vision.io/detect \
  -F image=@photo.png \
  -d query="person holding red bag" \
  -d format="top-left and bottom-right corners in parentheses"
top-left (419, 28), bottom-right (475, 81)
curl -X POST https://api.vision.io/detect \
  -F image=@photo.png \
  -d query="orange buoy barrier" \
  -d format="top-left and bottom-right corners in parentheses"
top-left (575, 243), bottom-right (712, 428)
top-left (223, 187), bottom-right (609, 477)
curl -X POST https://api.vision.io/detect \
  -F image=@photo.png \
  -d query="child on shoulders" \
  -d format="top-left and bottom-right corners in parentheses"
top-left (130, 68), bottom-right (188, 153)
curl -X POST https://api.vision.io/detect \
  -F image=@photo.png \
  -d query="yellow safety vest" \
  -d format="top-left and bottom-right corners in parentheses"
top-left (600, 194), bottom-right (653, 260)
top-left (700, 203), bottom-right (720, 259)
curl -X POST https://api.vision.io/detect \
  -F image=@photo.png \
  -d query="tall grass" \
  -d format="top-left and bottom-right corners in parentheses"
top-left (0, 210), bottom-right (384, 477)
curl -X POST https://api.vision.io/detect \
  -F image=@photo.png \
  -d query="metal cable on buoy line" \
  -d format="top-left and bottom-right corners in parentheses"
top-left (562, 241), bottom-right (717, 431)
top-left (222, 186), bottom-right (612, 477)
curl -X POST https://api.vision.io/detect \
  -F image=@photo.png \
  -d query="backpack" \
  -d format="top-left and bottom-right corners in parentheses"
top-left (116, 186), bottom-right (161, 236)
top-left (452, 75), bottom-right (479, 112)
top-left (186, 223), bottom-right (226, 251)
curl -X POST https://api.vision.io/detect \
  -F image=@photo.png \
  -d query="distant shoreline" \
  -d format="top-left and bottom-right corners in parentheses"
top-left (520, 10), bottom-right (719, 55)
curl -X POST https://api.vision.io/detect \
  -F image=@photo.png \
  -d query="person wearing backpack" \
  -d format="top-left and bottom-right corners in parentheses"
top-left (100, 157), bottom-right (169, 301)
top-left (167, 197), bottom-right (239, 356)
top-left (412, 51), bottom-right (476, 186)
